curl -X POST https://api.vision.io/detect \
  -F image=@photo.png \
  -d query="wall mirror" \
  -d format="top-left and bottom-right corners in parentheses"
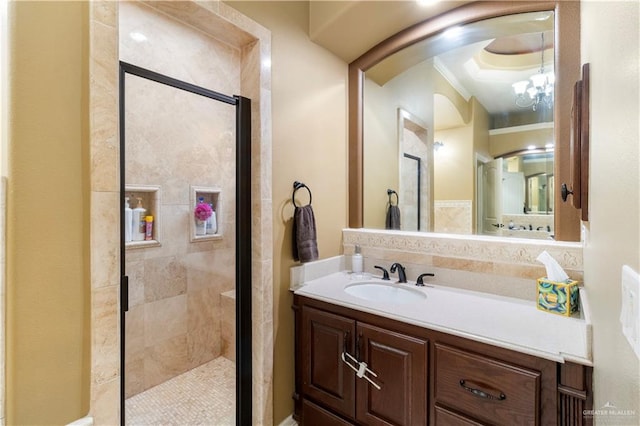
top-left (349, 1), bottom-right (581, 241)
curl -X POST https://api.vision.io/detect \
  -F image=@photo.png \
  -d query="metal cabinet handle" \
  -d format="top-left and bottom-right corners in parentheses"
top-left (459, 379), bottom-right (506, 401)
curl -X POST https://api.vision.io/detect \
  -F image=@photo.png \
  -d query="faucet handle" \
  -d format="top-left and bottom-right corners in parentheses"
top-left (416, 273), bottom-right (435, 286)
top-left (374, 265), bottom-right (390, 280)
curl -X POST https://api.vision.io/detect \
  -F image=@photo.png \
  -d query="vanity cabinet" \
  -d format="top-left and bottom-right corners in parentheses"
top-left (299, 305), bottom-right (428, 425)
top-left (294, 295), bottom-right (592, 426)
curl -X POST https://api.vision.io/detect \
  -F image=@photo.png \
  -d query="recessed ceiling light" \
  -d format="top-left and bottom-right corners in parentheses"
top-left (129, 32), bottom-right (147, 43)
top-left (527, 145), bottom-right (537, 150)
top-left (535, 12), bottom-right (553, 21)
top-left (442, 26), bottom-right (463, 39)
top-left (416, 0), bottom-right (440, 6)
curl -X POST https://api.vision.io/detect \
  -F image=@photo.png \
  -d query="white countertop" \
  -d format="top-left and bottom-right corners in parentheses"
top-left (293, 270), bottom-right (592, 366)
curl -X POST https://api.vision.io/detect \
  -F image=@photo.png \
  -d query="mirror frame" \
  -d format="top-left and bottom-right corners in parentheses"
top-left (348, 0), bottom-right (581, 241)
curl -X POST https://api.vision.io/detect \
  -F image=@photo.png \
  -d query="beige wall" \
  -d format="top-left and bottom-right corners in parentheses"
top-left (363, 62), bottom-right (434, 229)
top-left (434, 124), bottom-right (473, 200)
top-left (434, 98), bottom-right (488, 204)
top-left (4, 1), bottom-right (638, 424)
top-left (224, 2), bottom-right (348, 423)
top-left (363, 76), bottom-right (398, 229)
top-left (581, 0), bottom-right (640, 422)
top-left (6, 2), bottom-right (90, 424)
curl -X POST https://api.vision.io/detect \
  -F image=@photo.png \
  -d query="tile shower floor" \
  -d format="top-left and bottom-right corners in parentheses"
top-left (125, 357), bottom-right (235, 425)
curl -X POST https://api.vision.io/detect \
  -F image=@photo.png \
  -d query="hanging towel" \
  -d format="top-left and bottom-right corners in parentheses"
top-left (385, 205), bottom-right (401, 230)
top-left (293, 205), bottom-right (319, 262)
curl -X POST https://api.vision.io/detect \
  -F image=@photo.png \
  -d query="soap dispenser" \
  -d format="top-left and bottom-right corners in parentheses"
top-left (352, 245), bottom-right (363, 274)
top-left (124, 196), bottom-right (133, 242)
top-left (206, 203), bottom-right (217, 235)
top-left (132, 197), bottom-right (146, 241)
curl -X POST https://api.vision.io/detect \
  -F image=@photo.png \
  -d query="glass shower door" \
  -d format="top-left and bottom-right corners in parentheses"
top-left (120, 63), bottom-right (251, 425)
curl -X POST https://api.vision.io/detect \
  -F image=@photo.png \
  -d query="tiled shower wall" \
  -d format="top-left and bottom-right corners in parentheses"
top-left (401, 127), bottom-right (429, 232)
top-left (88, 1), bottom-right (272, 423)
top-left (434, 200), bottom-right (472, 234)
top-left (121, 2), bottom-right (238, 398)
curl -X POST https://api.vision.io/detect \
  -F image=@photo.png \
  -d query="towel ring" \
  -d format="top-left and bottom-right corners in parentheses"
top-left (293, 181), bottom-right (312, 207)
top-left (387, 189), bottom-right (399, 206)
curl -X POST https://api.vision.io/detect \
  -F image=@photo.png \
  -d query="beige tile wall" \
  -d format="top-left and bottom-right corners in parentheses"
top-left (344, 228), bottom-right (583, 300)
top-left (221, 290), bottom-right (235, 362)
top-left (120, 1), bottom-right (240, 398)
top-left (434, 200), bottom-right (473, 234)
top-left (88, 1), bottom-right (272, 424)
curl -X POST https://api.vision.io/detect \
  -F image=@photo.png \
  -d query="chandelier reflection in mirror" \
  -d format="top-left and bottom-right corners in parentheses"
top-left (512, 33), bottom-right (555, 111)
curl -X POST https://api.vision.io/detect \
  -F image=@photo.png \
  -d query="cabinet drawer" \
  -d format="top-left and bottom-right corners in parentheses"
top-left (302, 398), bottom-right (354, 426)
top-left (434, 405), bottom-right (485, 426)
top-left (434, 343), bottom-right (541, 426)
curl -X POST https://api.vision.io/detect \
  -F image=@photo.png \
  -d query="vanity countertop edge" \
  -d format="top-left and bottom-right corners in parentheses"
top-left (291, 256), bottom-right (593, 366)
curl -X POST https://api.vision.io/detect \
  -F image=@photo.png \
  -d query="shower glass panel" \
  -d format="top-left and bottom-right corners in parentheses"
top-left (401, 153), bottom-right (421, 231)
top-left (122, 70), bottom-right (237, 425)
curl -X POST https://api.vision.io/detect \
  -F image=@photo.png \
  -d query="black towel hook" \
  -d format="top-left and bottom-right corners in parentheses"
top-left (387, 189), bottom-right (399, 206)
top-left (292, 181), bottom-right (312, 207)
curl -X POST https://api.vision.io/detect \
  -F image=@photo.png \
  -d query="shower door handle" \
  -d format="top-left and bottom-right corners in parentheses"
top-left (121, 275), bottom-right (129, 312)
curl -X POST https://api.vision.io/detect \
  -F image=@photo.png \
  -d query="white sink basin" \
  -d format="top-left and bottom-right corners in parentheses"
top-left (344, 282), bottom-right (427, 304)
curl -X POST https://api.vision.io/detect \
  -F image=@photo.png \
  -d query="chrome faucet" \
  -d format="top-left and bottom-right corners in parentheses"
top-left (390, 263), bottom-right (407, 283)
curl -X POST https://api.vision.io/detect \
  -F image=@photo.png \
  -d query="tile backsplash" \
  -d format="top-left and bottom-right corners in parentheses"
top-left (343, 228), bottom-right (583, 300)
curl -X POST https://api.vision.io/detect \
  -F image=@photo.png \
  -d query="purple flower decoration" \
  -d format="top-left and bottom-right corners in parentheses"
top-left (194, 202), bottom-right (213, 221)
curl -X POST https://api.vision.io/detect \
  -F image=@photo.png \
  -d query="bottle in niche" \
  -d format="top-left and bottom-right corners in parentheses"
top-left (206, 203), bottom-right (217, 235)
top-left (124, 196), bottom-right (133, 242)
top-left (144, 215), bottom-right (154, 241)
top-left (195, 196), bottom-right (207, 235)
top-left (132, 197), bottom-right (146, 241)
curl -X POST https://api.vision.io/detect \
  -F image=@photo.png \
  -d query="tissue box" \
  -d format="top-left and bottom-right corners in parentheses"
top-left (536, 278), bottom-right (580, 317)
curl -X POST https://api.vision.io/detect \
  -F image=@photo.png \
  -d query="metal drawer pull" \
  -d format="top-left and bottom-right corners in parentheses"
top-left (341, 351), bottom-right (382, 390)
top-left (459, 379), bottom-right (506, 401)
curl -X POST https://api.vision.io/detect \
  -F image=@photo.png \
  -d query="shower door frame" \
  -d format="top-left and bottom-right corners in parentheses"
top-left (118, 61), bottom-right (252, 425)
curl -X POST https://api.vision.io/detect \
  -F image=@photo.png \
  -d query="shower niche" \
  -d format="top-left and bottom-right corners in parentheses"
top-left (191, 186), bottom-right (222, 242)
top-left (125, 184), bottom-right (161, 248)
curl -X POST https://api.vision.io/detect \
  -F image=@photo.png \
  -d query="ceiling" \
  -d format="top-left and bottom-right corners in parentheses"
top-left (309, 1), bottom-right (472, 63)
top-left (309, 2), bottom-right (555, 118)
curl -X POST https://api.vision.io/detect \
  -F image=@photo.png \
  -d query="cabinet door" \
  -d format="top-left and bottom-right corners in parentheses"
top-left (301, 306), bottom-right (356, 420)
top-left (356, 322), bottom-right (428, 426)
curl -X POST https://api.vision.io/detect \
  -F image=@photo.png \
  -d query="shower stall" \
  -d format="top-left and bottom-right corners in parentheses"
top-left (118, 3), bottom-right (252, 423)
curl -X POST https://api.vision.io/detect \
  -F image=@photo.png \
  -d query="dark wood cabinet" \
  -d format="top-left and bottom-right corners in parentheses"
top-left (434, 343), bottom-right (541, 425)
top-left (434, 406), bottom-right (485, 426)
top-left (294, 295), bottom-right (592, 426)
top-left (356, 322), bottom-right (428, 426)
top-left (299, 303), bottom-right (428, 425)
top-left (301, 306), bottom-right (356, 419)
